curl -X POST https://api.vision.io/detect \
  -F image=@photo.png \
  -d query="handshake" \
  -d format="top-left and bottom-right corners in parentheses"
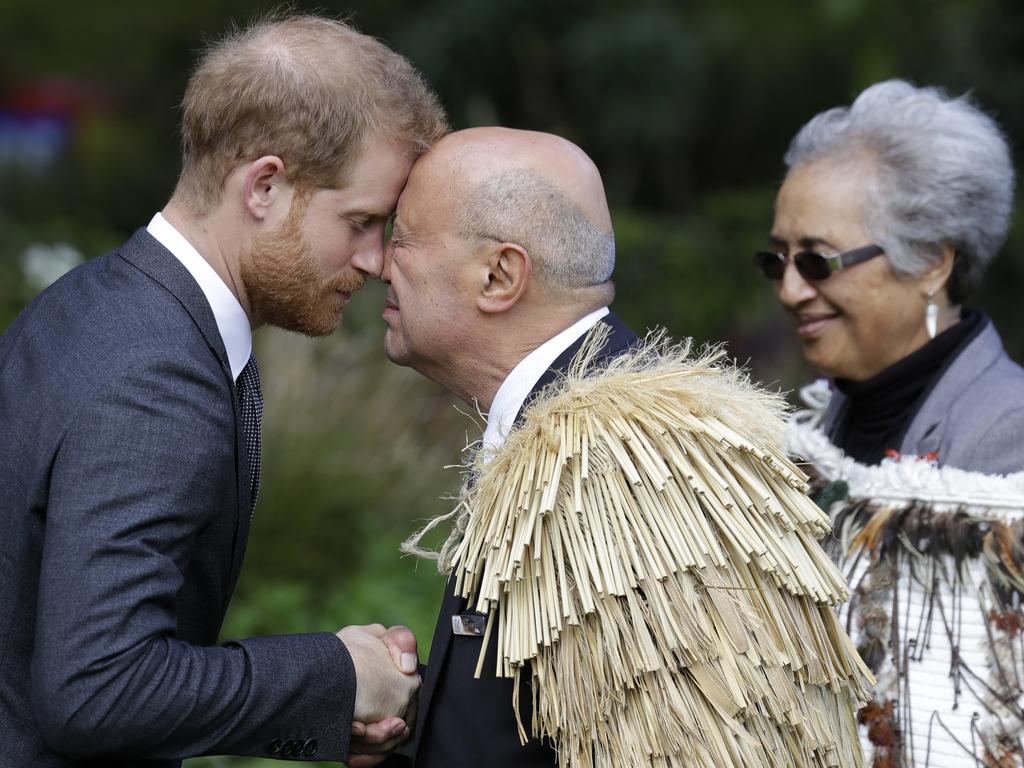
top-left (337, 624), bottom-right (422, 767)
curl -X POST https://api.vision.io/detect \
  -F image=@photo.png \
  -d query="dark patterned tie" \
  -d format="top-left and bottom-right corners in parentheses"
top-left (236, 354), bottom-right (263, 513)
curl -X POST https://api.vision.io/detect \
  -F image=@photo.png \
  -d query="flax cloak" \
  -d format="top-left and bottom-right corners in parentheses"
top-left (410, 329), bottom-right (874, 768)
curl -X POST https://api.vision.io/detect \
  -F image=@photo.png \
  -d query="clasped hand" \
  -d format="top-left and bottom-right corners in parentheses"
top-left (337, 623), bottom-right (421, 767)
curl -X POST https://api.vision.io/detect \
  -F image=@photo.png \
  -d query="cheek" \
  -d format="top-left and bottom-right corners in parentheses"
top-left (828, 282), bottom-right (922, 372)
top-left (821, 273), bottom-right (891, 332)
top-left (307, 223), bottom-right (360, 271)
top-left (391, 252), bottom-right (415, 283)
top-left (325, 233), bottom-right (359, 271)
top-left (396, 259), bottom-right (439, 299)
top-left (852, 281), bottom-right (917, 333)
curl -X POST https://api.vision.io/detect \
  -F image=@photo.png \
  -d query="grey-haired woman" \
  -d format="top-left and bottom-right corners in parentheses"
top-left (760, 80), bottom-right (1024, 767)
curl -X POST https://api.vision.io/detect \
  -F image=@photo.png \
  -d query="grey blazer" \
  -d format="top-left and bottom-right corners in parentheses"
top-left (0, 230), bottom-right (355, 766)
top-left (824, 320), bottom-right (1024, 474)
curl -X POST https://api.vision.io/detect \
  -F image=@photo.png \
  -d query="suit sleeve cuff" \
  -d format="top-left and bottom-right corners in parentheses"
top-left (233, 631), bottom-right (356, 761)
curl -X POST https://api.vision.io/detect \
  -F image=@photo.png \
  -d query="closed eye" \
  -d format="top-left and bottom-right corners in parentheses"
top-left (346, 216), bottom-right (370, 232)
top-left (388, 219), bottom-right (412, 248)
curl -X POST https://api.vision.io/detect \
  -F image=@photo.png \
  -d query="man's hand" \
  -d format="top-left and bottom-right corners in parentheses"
top-left (377, 624), bottom-right (419, 742)
top-left (341, 624), bottom-right (420, 767)
top-left (337, 623), bottom-right (419, 722)
top-left (380, 624), bottom-right (419, 678)
top-left (346, 716), bottom-right (411, 768)
top-left (346, 716), bottom-right (405, 768)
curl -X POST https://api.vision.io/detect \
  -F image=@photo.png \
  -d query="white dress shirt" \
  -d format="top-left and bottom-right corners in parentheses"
top-left (147, 212), bottom-right (252, 380)
top-left (481, 306), bottom-right (609, 452)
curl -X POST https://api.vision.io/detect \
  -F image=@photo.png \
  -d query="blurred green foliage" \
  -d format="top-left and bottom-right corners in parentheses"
top-left (1, 1), bottom-right (1022, 765)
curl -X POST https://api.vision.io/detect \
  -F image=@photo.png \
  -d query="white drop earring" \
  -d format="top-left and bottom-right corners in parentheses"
top-left (925, 289), bottom-right (939, 340)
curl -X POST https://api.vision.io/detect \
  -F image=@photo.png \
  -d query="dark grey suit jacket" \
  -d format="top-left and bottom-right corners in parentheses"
top-left (0, 230), bottom-right (355, 766)
top-left (411, 312), bottom-right (638, 767)
top-left (824, 318), bottom-right (1024, 474)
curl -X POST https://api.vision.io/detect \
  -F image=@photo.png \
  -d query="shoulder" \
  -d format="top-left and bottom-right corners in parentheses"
top-left (932, 332), bottom-right (1024, 473)
top-left (942, 327), bottom-right (1024, 419)
top-left (2, 247), bottom-right (231, 433)
top-left (10, 244), bottom-right (222, 374)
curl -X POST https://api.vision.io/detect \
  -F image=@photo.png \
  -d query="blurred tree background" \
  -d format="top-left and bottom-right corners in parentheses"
top-left (1, 1), bottom-right (1022, 765)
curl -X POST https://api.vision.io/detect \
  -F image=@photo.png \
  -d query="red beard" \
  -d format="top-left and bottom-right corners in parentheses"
top-left (241, 199), bottom-right (364, 337)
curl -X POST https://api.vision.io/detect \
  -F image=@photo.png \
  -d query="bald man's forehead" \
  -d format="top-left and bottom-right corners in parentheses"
top-left (395, 153), bottom-right (462, 234)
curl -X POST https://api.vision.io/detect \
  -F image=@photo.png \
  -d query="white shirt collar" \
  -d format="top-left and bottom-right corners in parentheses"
top-left (482, 306), bottom-right (609, 452)
top-left (147, 212), bottom-right (252, 380)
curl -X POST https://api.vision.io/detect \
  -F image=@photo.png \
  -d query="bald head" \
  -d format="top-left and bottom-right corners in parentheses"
top-left (431, 128), bottom-right (613, 230)
top-left (383, 128), bottom-right (617, 404)
top-left (414, 128), bottom-right (615, 290)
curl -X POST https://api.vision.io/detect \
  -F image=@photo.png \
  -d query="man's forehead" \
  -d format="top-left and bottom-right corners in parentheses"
top-left (396, 160), bottom-right (453, 219)
top-left (392, 191), bottom-right (422, 233)
top-left (329, 184), bottom-right (400, 217)
top-left (333, 134), bottom-right (416, 208)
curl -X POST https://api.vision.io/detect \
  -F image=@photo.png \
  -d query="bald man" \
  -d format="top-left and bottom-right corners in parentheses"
top-left (378, 128), bottom-right (873, 768)
top-left (381, 127), bottom-right (636, 766)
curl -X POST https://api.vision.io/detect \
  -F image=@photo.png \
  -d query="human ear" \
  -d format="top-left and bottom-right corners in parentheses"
top-left (241, 156), bottom-right (288, 222)
top-left (477, 242), bottom-right (531, 314)
top-left (922, 244), bottom-right (957, 302)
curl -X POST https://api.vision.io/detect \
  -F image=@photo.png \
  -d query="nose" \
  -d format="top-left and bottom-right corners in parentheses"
top-left (350, 232), bottom-right (385, 280)
top-left (378, 237), bottom-right (394, 284)
top-left (776, 259), bottom-right (818, 309)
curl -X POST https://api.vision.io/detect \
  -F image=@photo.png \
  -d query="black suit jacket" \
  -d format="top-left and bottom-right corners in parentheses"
top-left (0, 230), bottom-right (355, 766)
top-left (412, 312), bottom-right (638, 767)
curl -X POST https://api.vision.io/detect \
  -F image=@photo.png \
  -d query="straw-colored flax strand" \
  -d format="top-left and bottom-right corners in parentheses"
top-left (416, 328), bottom-right (873, 767)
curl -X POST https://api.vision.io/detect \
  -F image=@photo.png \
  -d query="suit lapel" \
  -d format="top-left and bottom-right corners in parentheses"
top-left (119, 228), bottom-right (232, 373)
top-left (412, 574), bottom-right (463, 755)
top-left (414, 311), bottom-right (637, 756)
top-left (118, 228), bottom-right (253, 595)
top-left (524, 311), bottom-right (637, 415)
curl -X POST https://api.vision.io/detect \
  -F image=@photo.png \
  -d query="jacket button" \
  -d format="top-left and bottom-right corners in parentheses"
top-left (266, 738), bottom-right (283, 754)
top-left (303, 739), bottom-right (318, 756)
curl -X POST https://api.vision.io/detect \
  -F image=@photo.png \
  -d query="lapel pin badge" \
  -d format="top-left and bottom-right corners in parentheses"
top-left (451, 612), bottom-right (487, 637)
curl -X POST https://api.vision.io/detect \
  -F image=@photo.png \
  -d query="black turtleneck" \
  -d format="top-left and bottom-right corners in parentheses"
top-left (832, 310), bottom-right (985, 465)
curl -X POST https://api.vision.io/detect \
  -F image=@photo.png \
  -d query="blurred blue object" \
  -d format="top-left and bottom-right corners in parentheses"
top-left (0, 109), bottom-right (70, 172)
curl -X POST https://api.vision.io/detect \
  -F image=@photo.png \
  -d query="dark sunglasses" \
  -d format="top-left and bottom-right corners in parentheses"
top-left (754, 244), bottom-right (884, 281)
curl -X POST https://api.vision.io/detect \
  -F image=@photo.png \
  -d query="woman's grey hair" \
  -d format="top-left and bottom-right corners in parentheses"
top-left (456, 169), bottom-right (615, 289)
top-left (784, 79), bottom-right (1015, 302)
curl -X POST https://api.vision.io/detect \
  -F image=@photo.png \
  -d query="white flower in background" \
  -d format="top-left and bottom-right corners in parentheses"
top-left (21, 243), bottom-right (84, 291)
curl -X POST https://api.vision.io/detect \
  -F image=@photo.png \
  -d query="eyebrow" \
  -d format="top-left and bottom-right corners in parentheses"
top-left (344, 206), bottom-right (393, 220)
top-left (768, 234), bottom-right (838, 251)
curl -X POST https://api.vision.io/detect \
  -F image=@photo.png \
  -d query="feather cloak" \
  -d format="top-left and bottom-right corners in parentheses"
top-left (785, 380), bottom-right (1024, 768)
